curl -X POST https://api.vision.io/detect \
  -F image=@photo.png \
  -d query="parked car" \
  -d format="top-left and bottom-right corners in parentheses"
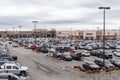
top-left (0, 63), bottom-right (29, 76)
top-left (75, 45), bottom-right (84, 50)
top-left (30, 45), bottom-right (37, 50)
top-left (55, 46), bottom-right (72, 53)
top-left (113, 50), bottom-right (120, 57)
top-left (97, 52), bottom-right (113, 59)
top-left (109, 59), bottom-right (120, 68)
top-left (84, 45), bottom-right (93, 51)
top-left (0, 59), bottom-right (9, 66)
top-left (0, 73), bottom-right (27, 80)
top-left (40, 47), bottom-right (49, 53)
top-left (112, 49), bottom-right (120, 53)
top-left (52, 51), bottom-right (62, 58)
top-left (90, 50), bottom-right (99, 56)
top-left (70, 50), bottom-right (83, 60)
top-left (12, 43), bottom-right (19, 47)
top-left (0, 51), bottom-right (17, 61)
top-left (94, 59), bottom-right (115, 69)
top-left (1, 56), bottom-right (16, 62)
top-left (55, 47), bottom-right (65, 53)
top-left (81, 50), bottom-right (90, 57)
top-left (9, 41), bottom-right (12, 44)
top-left (83, 61), bottom-right (100, 71)
top-left (60, 53), bottom-right (72, 61)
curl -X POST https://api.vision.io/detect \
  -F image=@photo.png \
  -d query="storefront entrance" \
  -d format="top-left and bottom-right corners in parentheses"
top-left (85, 37), bottom-right (94, 40)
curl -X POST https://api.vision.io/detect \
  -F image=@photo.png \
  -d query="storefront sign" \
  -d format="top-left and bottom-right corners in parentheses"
top-left (86, 33), bottom-right (93, 35)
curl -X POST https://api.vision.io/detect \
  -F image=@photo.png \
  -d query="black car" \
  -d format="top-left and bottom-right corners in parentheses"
top-left (55, 47), bottom-right (64, 53)
top-left (97, 51), bottom-right (113, 59)
top-left (40, 47), bottom-right (49, 53)
top-left (83, 62), bottom-right (100, 71)
top-left (64, 47), bottom-right (72, 52)
top-left (1, 56), bottom-right (16, 61)
top-left (9, 41), bottom-right (12, 44)
top-left (94, 59), bottom-right (115, 69)
top-left (90, 50), bottom-right (100, 56)
top-left (0, 59), bottom-right (9, 66)
top-left (109, 59), bottom-right (120, 68)
top-left (0, 51), bottom-right (17, 61)
top-left (55, 46), bottom-right (72, 53)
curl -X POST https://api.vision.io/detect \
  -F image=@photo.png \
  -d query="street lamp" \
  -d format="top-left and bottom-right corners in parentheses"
top-left (33, 21), bottom-right (38, 46)
top-left (99, 7), bottom-right (111, 69)
top-left (18, 26), bottom-right (22, 38)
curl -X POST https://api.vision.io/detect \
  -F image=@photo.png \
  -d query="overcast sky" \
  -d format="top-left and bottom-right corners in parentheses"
top-left (0, 0), bottom-right (120, 31)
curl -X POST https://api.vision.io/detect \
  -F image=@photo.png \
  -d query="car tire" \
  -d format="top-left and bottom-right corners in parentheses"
top-left (20, 71), bottom-right (26, 76)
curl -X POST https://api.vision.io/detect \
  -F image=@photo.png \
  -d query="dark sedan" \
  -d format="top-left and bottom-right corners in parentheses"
top-left (83, 62), bottom-right (100, 71)
top-left (94, 59), bottom-right (115, 69)
top-left (40, 47), bottom-right (49, 53)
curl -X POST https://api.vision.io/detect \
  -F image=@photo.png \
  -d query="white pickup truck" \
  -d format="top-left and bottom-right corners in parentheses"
top-left (0, 63), bottom-right (28, 76)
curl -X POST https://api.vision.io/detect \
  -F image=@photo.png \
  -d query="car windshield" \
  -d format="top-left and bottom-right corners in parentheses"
top-left (15, 63), bottom-right (21, 68)
top-left (0, 51), bottom-right (6, 54)
top-left (116, 51), bottom-right (120, 53)
top-left (105, 60), bottom-right (111, 64)
top-left (88, 62), bottom-right (96, 65)
top-left (114, 59), bottom-right (120, 63)
top-left (64, 53), bottom-right (70, 56)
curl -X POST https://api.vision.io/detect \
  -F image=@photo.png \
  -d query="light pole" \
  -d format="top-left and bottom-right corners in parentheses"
top-left (18, 26), bottom-right (22, 38)
top-left (12, 27), bottom-right (15, 39)
top-left (119, 27), bottom-right (120, 39)
top-left (33, 21), bottom-right (38, 46)
top-left (99, 7), bottom-right (111, 69)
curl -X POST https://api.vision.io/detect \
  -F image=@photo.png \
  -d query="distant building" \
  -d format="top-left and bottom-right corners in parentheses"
top-left (56, 29), bottom-right (118, 40)
top-left (0, 29), bottom-right (119, 40)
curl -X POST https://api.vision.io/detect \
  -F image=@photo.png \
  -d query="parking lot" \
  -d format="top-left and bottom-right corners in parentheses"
top-left (1, 39), bottom-right (120, 80)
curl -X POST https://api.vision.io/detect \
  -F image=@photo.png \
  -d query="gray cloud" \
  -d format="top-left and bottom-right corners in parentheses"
top-left (0, 0), bottom-right (119, 30)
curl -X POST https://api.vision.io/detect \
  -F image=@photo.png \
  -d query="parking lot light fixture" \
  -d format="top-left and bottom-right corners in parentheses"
top-left (98, 7), bottom-right (111, 69)
top-left (33, 21), bottom-right (38, 46)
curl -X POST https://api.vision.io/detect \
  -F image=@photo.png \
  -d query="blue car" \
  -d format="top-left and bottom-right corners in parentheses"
top-left (52, 52), bottom-right (62, 58)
